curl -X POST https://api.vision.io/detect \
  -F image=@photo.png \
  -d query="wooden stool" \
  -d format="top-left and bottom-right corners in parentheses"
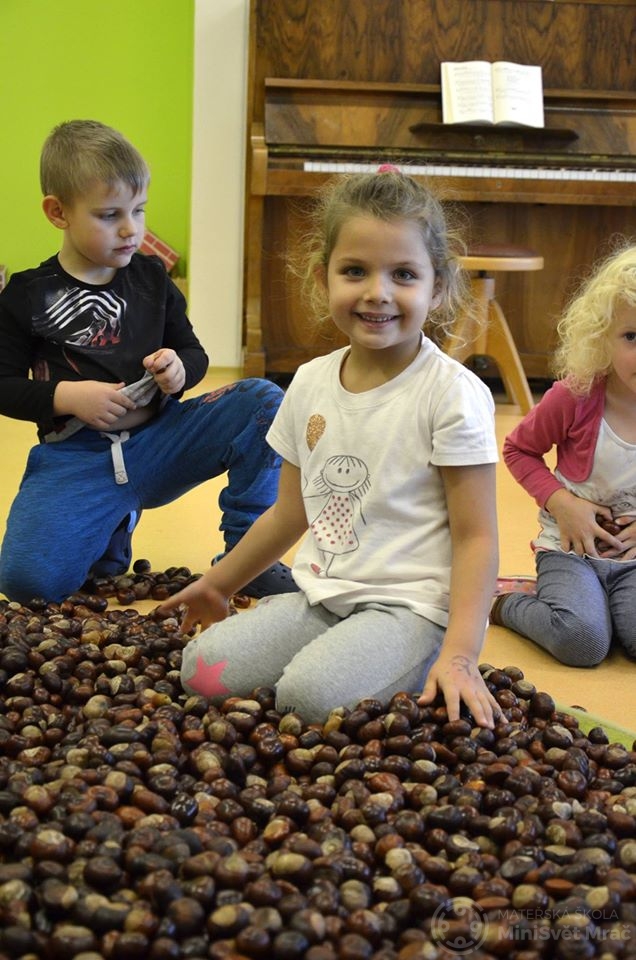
top-left (446, 244), bottom-right (543, 415)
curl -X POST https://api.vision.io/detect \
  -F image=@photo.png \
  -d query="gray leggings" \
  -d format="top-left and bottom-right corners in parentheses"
top-left (497, 550), bottom-right (636, 667)
top-left (181, 593), bottom-right (444, 724)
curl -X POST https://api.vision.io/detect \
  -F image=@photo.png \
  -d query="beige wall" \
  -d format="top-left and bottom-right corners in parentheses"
top-left (190, 0), bottom-right (248, 369)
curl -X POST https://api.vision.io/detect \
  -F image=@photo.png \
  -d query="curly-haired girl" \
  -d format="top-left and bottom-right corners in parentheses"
top-left (493, 243), bottom-right (636, 666)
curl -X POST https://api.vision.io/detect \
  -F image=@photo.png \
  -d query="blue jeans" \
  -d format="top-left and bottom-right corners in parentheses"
top-left (0, 378), bottom-right (284, 603)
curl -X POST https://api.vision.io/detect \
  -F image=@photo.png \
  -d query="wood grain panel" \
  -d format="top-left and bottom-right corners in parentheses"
top-left (250, 0), bottom-right (634, 100)
top-left (244, 0), bottom-right (636, 381)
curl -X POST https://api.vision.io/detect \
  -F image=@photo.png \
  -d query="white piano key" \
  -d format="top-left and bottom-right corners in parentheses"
top-left (302, 161), bottom-right (636, 183)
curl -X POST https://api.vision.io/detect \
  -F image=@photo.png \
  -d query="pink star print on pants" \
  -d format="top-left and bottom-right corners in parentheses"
top-left (184, 656), bottom-right (231, 697)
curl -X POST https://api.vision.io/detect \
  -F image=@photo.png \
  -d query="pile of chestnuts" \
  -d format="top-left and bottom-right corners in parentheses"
top-left (82, 559), bottom-right (206, 608)
top-left (0, 577), bottom-right (635, 960)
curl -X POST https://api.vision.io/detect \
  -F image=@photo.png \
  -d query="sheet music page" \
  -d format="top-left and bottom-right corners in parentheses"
top-left (492, 62), bottom-right (544, 127)
top-left (441, 61), bottom-right (494, 124)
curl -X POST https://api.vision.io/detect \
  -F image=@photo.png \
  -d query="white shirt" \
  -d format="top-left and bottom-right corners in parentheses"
top-left (267, 335), bottom-right (498, 623)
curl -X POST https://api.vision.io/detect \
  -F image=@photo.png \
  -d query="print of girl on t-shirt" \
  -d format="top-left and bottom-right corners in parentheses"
top-left (305, 454), bottom-right (370, 575)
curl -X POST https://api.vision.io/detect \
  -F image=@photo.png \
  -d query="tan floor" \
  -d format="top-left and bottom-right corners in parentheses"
top-left (1, 372), bottom-right (633, 731)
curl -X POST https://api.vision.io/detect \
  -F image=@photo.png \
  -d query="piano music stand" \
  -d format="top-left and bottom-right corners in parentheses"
top-left (447, 245), bottom-right (543, 414)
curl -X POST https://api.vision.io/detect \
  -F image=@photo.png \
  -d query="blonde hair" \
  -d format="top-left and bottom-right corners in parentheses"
top-left (553, 242), bottom-right (636, 395)
top-left (295, 170), bottom-right (474, 343)
top-left (40, 120), bottom-right (149, 203)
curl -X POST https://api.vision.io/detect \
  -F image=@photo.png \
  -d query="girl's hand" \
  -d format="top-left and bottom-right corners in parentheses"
top-left (143, 349), bottom-right (186, 395)
top-left (546, 489), bottom-right (622, 557)
top-left (599, 515), bottom-right (636, 560)
top-left (418, 651), bottom-right (500, 729)
top-left (54, 380), bottom-right (136, 428)
top-left (156, 576), bottom-right (231, 633)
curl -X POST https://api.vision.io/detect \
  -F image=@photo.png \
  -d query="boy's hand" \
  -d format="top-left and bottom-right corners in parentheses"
top-left (143, 349), bottom-right (186, 395)
top-left (54, 380), bottom-right (136, 428)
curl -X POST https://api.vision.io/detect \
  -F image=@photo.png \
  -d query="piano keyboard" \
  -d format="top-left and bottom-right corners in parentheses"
top-left (304, 161), bottom-right (636, 183)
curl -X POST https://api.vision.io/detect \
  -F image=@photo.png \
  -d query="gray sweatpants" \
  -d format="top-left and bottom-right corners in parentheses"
top-left (180, 592), bottom-right (444, 724)
top-left (497, 549), bottom-right (636, 667)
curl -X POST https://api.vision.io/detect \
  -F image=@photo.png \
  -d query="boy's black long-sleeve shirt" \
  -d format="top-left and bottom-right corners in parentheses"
top-left (0, 253), bottom-right (209, 441)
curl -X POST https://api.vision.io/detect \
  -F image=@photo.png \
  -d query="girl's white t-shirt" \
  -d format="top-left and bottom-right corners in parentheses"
top-left (267, 335), bottom-right (498, 624)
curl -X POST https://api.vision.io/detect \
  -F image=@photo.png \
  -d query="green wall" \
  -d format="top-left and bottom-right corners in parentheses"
top-left (0, 0), bottom-right (194, 278)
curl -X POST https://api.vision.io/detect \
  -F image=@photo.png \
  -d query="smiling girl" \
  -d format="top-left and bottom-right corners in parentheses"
top-left (161, 169), bottom-right (500, 726)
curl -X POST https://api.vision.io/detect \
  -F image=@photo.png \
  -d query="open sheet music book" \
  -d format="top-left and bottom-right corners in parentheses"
top-left (441, 60), bottom-right (544, 128)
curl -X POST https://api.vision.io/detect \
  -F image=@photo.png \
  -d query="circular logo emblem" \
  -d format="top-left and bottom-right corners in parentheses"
top-left (431, 897), bottom-right (488, 953)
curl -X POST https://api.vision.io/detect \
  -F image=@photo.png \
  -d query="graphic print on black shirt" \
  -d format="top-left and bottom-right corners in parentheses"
top-left (33, 284), bottom-right (125, 352)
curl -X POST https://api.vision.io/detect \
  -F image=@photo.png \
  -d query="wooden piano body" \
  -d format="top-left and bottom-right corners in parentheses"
top-left (243, 0), bottom-right (636, 381)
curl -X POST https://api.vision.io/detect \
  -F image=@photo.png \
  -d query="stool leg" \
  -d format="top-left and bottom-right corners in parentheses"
top-left (444, 276), bottom-right (490, 363)
top-left (442, 275), bottom-right (534, 414)
top-left (486, 298), bottom-right (534, 414)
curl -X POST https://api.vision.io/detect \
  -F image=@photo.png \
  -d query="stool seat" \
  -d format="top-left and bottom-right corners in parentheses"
top-left (445, 244), bottom-right (541, 414)
top-left (460, 245), bottom-right (544, 274)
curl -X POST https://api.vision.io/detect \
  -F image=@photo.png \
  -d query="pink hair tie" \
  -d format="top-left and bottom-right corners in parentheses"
top-left (377, 163), bottom-right (401, 173)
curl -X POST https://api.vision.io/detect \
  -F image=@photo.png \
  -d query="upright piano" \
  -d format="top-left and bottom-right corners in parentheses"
top-left (243, 0), bottom-right (636, 381)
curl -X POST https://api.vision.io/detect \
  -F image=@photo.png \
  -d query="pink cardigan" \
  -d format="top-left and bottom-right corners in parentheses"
top-left (503, 379), bottom-right (606, 508)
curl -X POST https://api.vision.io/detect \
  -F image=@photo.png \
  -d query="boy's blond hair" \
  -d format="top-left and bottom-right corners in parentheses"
top-left (553, 242), bottom-right (636, 395)
top-left (40, 120), bottom-right (149, 203)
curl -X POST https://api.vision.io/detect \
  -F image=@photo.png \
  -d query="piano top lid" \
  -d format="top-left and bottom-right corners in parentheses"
top-left (262, 78), bottom-right (636, 165)
top-left (263, 77), bottom-right (635, 102)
